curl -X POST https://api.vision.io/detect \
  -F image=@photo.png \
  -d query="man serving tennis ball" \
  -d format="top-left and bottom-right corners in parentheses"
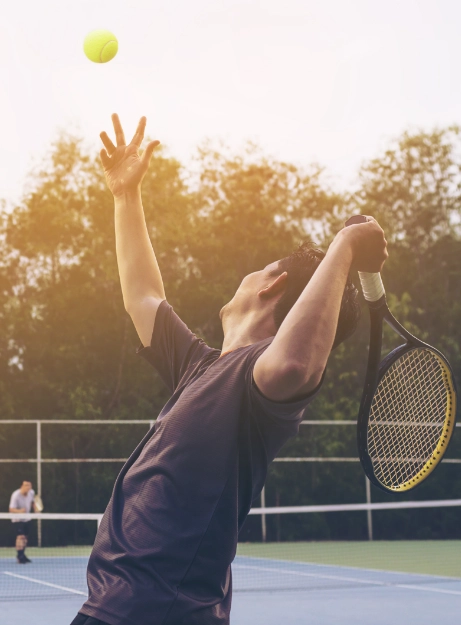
top-left (72, 114), bottom-right (388, 625)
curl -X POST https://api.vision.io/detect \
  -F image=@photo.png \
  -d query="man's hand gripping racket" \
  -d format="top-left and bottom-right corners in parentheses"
top-left (346, 215), bottom-right (457, 493)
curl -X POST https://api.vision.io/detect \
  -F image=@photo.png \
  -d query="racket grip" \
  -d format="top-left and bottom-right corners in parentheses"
top-left (345, 215), bottom-right (386, 302)
top-left (357, 272), bottom-right (385, 302)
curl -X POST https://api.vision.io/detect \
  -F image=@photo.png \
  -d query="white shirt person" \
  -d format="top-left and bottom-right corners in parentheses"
top-left (9, 480), bottom-right (39, 563)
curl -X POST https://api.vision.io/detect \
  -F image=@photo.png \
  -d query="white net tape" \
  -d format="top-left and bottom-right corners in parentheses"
top-left (367, 348), bottom-right (454, 489)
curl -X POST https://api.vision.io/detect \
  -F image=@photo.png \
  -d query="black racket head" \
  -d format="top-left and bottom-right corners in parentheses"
top-left (358, 343), bottom-right (457, 493)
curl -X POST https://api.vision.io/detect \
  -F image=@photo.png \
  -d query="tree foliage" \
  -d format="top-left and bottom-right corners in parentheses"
top-left (1, 127), bottom-right (461, 542)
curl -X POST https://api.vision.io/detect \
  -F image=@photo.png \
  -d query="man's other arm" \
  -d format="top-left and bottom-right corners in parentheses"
top-left (253, 219), bottom-right (388, 401)
top-left (114, 188), bottom-right (165, 347)
top-left (99, 115), bottom-right (165, 348)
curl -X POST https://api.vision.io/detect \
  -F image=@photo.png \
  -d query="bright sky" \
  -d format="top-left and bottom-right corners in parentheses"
top-left (1, 0), bottom-right (460, 203)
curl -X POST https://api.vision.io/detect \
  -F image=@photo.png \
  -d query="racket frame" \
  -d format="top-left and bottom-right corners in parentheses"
top-left (34, 494), bottom-right (44, 512)
top-left (358, 295), bottom-right (457, 493)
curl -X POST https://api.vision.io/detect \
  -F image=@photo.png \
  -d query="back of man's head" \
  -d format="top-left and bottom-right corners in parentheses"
top-left (270, 241), bottom-right (361, 348)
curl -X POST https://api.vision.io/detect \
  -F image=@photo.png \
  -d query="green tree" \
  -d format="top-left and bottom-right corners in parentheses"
top-left (3, 134), bottom-right (193, 421)
top-left (1, 126), bottom-right (460, 541)
top-left (355, 126), bottom-right (461, 249)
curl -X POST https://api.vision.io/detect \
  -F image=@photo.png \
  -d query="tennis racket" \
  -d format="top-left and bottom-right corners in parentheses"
top-left (34, 494), bottom-right (44, 512)
top-left (346, 214), bottom-right (457, 493)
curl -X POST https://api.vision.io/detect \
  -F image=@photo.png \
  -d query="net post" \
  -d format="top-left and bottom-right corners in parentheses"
top-left (37, 421), bottom-right (42, 548)
top-left (260, 487), bottom-right (267, 543)
top-left (365, 477), bottom-right (373, 541)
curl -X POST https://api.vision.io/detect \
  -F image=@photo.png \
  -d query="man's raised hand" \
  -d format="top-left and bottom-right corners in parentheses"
top-left (339, 216), bottom-right (388, 274)
top-left (99, 114), bottom-right (160, 198)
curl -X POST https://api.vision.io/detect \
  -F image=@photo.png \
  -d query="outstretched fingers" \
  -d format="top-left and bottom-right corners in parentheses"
top-left (100, 131), bottom-right (116, 155)
top-left (99, 149), bottom-right (111, 169)
top-left (99, 115), bottom-right (159, 174)
top-left (141, 140), bottom-right (161, 168)
top-left (111, 113), bottom-right (126, 146)
top-left (131, 117), bottom-right (147, 148)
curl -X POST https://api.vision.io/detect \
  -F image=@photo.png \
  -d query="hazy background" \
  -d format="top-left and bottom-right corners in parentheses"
top-left (1, 0), bottom-right (461, 202)
top-left (1, 0), bottom-right (461, 549)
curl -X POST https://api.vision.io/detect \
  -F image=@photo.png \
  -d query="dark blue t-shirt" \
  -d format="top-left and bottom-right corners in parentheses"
top-left (80, 301), bottom-right (321, 625)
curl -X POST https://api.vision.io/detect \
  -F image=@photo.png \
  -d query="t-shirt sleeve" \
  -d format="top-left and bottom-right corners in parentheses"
top-left (249, 353), bottom-right (324, 422)
top-left (136, 300), bottom-right (213, 393)
top-left (9, 492), bottom-right (19, 509)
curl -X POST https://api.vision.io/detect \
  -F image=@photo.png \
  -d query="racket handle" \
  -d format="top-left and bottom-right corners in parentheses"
top-left (345, 215), bottom-right (386, 302)
top-left (357, 272), bottom-right (385, 302)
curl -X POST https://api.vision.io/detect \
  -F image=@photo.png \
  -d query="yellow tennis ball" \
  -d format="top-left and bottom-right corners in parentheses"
top-left (83, 30), bottom-right (118, 63)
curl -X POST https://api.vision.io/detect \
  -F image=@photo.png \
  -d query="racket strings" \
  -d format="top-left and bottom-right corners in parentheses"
top-left (367, 349), bottom-right (453, 489)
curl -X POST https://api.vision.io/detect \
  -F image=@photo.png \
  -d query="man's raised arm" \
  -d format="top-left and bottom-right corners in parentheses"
top-left (99, 114), bottom-right (164, 347)
top-left (253, 218), bottom-right (388, 402)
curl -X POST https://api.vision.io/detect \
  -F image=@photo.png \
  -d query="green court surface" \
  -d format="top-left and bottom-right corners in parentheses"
top-left (1, 541), bottom-right (459, 578)
top-left (0, 546), bottom-right (91, 558)
top-left (236, 540), bottom-right (461, 578)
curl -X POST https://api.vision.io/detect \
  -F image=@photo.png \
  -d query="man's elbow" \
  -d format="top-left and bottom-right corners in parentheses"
top-left (283, 362), bottom-right (324, 396)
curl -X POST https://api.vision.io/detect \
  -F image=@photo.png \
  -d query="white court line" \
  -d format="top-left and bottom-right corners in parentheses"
top-left (2, 571), bottom-right (87, 596)
top-left (234, 564), bottom-right (461, 595)
top-left (235, 564), bottom-right (382, 585)
top-left (236, 555), bottom-right (461, 581)
top-left (397, 584), bottom-right (461, 596)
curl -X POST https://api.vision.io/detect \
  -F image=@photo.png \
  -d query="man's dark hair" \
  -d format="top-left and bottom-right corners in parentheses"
top-left (270, 241), bottom-right (361, 348)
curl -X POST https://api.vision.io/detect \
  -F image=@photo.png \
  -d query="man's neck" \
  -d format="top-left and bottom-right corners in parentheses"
top-left (221, 311), bottom-right (275, 354)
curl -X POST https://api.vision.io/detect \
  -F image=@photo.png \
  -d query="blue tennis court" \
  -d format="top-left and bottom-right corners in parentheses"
top-left (2, 553), bottom-right (461, 625)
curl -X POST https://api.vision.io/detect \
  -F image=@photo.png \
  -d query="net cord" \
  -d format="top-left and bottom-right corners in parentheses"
top-left (2, 499), bottom-right (461, 521)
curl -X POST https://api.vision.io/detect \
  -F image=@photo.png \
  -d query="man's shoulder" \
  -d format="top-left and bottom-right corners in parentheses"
top-left (245, 337), bottom-right (274, 360)
top-left (9, 489), bottom-right (21, 504)
top-left (218, 338), bottom-right (272, 365)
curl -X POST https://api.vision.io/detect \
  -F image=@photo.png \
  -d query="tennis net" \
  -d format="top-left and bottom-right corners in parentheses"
top-left (1, 500), bottom-right (461, 600)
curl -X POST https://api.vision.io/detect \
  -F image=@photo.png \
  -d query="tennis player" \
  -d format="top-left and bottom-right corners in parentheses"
top-left (71, 115), bottom-right (387, 625)
top-left (9, 480), bottom-right (39, 564)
